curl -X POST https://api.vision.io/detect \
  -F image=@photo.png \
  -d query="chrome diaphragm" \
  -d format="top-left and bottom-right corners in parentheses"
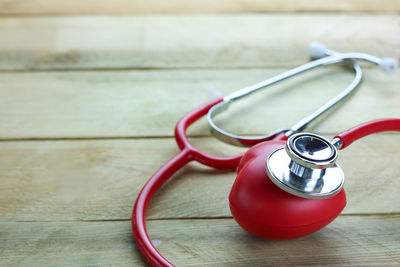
top-left (267, 133), bottom-right (344, 199)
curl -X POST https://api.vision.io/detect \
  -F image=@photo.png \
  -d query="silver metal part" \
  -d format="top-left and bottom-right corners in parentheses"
top-left (266, 133), bottom-right (344, 199)
top-left (286, 133), bottom-right (338, 171)
top-left (207, 100), bottom-right (289, 146)
top-left (284, 62), bottom-right (362, 136)
top-left (207, 43), bottom-right (390, 146)
top-left (331, 138), bottom-right (344, 150)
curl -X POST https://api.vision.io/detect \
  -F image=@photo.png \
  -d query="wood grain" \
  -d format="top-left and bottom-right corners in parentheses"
top-left (0, 15), bottom-right (399, 70)
top-left (1, 215), bottom-right (399, 266)
top-left (0, 0), bottom-right (399, 15)
top-left (0, 134), bottom-right (398, 222)
top-left (0, 7), bottom-right (398, 267)
top-left (0, 68), bottom-right (399, 139)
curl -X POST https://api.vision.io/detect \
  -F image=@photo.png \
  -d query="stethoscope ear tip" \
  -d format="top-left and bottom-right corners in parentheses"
top-left (380, 57), bottom-right (398, 73)
top-left (309, 41), bottom-right (327, 59)
top-left (309, 42), bottom-right (398, 74)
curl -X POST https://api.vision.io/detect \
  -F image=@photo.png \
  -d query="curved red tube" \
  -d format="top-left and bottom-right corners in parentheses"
top-left (132, 97), bottom-right (244, 267)
top-left (334, 118), bottom-right (400, 149)
top-left (133, 149), bottom-right (192, 266)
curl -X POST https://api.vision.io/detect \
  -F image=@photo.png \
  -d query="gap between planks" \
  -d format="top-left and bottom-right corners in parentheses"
top-left (9, 212), bottom-right (400, 224)
top-left (0, 0), bottom-right (399, 15)
top-left (0, 64), bottom-right (386, 73)
top-left (5, 133), bottom-right (399, 142)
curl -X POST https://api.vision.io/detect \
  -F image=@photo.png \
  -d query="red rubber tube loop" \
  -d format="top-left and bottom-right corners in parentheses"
top-left (132, 97), bottom-right (245, 267)
top-left (334, 118), bottom-right (400, 149)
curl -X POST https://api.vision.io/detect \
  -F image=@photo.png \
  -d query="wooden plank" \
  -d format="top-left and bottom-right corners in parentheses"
top-left (0, 68), bottom-right (399, 139)
top-left (1, 215), bottom-right (399, 266)
top-left (0, 0), bottom-right (399, 15)
top-left (0, 134), bottom-right (399, 222)
top-left (0, 15), bottom-right (399, 70)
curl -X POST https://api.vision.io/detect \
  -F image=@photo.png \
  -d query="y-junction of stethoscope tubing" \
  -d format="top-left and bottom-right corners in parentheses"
top-left (133, 97), bottom-right (244, 267)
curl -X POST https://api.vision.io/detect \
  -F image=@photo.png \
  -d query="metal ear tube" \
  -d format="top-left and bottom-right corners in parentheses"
top-left (208, 42), bottom-right (397, 145)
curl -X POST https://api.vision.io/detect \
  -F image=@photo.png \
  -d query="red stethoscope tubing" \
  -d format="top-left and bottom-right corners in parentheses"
top-left (132, 97), bottom-right (243, 266)
top-left (335, 118), bottom-right (400, 149)
top-left (132, 97), bottom-right (400, 267)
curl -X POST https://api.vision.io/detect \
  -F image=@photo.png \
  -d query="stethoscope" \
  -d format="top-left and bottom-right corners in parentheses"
top-left (132, 42), bottom-right (399, 266)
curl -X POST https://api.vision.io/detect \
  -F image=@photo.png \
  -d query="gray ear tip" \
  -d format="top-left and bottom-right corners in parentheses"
top-left (309, 41), bottom-right (327, 59)
top-left (380, 57), bottom-right (398, 73)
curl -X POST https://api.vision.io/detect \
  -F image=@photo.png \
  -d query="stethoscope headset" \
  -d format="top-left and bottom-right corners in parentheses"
top-left (132, 42), bottom-right (400, 266)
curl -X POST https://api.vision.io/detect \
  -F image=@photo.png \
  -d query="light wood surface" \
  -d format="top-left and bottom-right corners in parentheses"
top-left (0, 135), bottom-right (399, 223)
top-left (0, 68), bottom-right (399, 139)
top-left (1, 216), bottom-right (399, 266)
top-left (0, 0), bottom-right (399, 15)
top-left (0, 15), bottom-right (399, 71)
top-left (0, 9), bottom-right (399, 267)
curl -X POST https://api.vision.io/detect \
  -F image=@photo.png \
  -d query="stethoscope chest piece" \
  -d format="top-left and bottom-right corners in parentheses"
top-left (267, 133), bottom-right (344, 199)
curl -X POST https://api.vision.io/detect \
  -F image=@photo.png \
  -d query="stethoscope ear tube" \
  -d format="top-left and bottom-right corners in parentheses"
top-left (334, 118), bottom-right (400, 150)
top-left (208, 42), bottom-right (398, 147)
top-left (208, 55), bottom-right (363, 146)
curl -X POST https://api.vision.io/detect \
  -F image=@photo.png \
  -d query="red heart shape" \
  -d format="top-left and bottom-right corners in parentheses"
top-left (229, 140), bottom-right (346, 240)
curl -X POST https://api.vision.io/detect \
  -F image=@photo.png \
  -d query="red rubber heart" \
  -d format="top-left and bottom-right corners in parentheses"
top-left (229, 140), bottom-right (346, 240)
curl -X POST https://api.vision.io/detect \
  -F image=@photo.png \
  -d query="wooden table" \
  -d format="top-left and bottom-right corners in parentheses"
top-left (0, 1), bottom-right (399, 266)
